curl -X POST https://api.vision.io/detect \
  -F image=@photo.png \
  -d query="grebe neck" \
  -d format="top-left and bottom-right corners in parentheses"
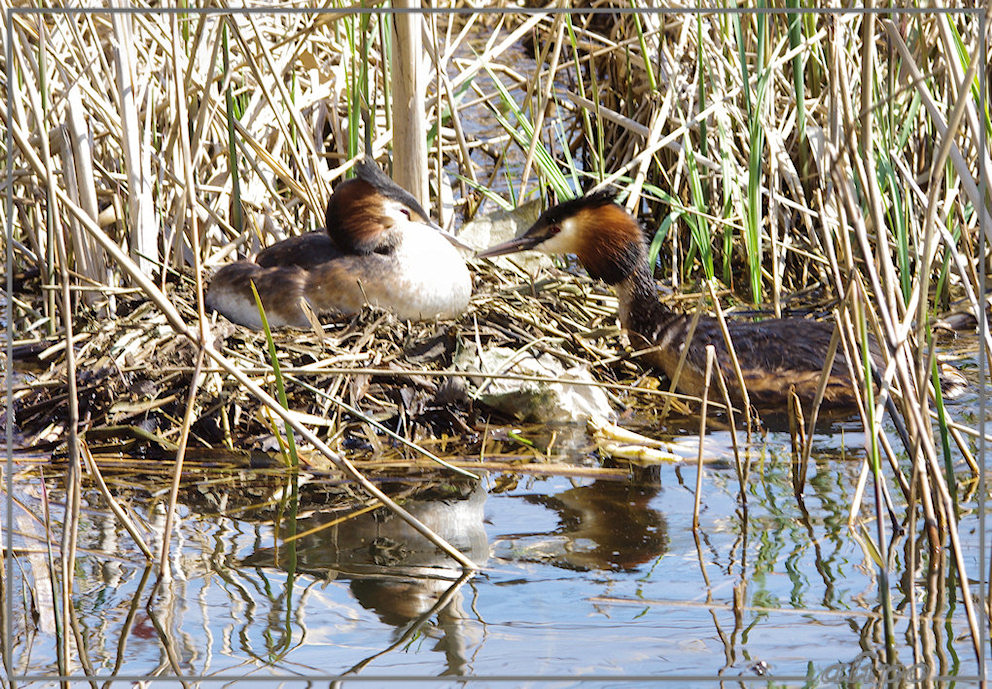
top-left (614, 262), bottom-right (685, 344)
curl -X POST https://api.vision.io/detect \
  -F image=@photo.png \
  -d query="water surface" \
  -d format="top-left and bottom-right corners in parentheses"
top-left (4, 416), bottom-right (988, 686)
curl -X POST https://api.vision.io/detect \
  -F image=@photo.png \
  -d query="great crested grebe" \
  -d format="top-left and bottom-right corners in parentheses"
top-left (206, 158), bottom-right (471, 329)
top-left (478, 190), bottom-right (870, 410)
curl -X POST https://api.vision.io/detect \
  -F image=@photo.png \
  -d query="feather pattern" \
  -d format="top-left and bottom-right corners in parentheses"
top-left (487, 191), bottom-right (872, 410)
top-left (206, 159), bottom-right (470, 329)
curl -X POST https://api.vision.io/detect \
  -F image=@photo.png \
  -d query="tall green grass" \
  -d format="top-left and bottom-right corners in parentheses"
top-left (736, 10), bottom-right (767, 304)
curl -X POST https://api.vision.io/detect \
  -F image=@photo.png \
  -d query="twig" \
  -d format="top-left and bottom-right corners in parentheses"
top-left (692, 345), bottom-right (716, 531)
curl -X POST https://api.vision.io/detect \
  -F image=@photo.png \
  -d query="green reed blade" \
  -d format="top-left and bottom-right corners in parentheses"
top-left (223, 21), bottom-right (243, 235)
top-left (250, 281), bottom-right (299, 469)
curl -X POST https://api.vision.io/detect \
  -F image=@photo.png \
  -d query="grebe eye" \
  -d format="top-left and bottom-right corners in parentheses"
top-left (547, 225), bottom-right (561, 236)
top-left (400, 208), bottom-right (411, 219)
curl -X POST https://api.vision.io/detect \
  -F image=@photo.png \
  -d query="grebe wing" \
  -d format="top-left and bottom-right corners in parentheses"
top-left (256, 232), bottom-right (343, 270)
top-left (206, 262), bottom-right (310, 329)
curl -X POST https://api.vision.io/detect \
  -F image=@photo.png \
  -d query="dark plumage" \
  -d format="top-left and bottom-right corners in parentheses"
top-left (479, 191), bottom-right (869, 410)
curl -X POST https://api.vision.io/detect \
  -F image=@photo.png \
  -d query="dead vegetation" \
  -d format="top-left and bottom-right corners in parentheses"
top-left (2, 6), bottom-right (990, 660)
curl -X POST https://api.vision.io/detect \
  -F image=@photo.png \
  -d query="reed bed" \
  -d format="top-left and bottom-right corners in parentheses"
top-left (2, 3), bottom-right (989, 670)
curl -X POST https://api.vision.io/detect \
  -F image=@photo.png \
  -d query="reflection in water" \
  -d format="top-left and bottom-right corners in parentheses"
top-left (504, 479), bottom-right (668, 572)
top-left (7, 448), bottom-right (987, 680)
top-left (243, 482), bottom-right (489, 676)
top-left (243, 481), bottom-right (488, 579)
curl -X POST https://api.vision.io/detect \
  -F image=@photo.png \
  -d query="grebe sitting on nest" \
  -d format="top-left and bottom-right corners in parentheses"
top-left (206, 158), bottom-right (471, 329)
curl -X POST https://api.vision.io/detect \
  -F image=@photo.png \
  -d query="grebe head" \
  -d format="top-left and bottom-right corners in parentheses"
top-left (477, 190), bottom-right (645, 285)
top-left (325, 157), bottom-right (442, 255)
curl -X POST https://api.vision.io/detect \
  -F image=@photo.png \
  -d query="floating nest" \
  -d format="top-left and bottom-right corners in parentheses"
top-left (11, 258), bottom-right (670, 477)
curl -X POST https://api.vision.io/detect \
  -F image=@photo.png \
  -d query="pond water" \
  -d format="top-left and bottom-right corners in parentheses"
top-left (3, 411), bottom-right (989, 687)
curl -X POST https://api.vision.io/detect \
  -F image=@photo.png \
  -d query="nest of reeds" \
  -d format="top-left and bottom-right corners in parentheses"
top-left (11, 253), bottom-right (664, 468)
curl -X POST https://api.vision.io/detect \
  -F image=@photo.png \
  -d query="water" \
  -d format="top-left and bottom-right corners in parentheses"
top-left (3, 418), bottom-right (988, 686)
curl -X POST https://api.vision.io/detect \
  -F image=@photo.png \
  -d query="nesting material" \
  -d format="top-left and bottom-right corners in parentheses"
top-left (460, 346), bottom-right (615, 423)
top-left (11, 254), bottom-right (654, 465)
top-left (588, 416), bottom-right (722, 465)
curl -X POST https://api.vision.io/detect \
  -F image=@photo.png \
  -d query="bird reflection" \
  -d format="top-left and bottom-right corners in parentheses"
top-left (242, 482), bottom-right (487, 675)
top-left (511, 479), bottom-right (668, 571)
top-left (243, 481), bottom-right (488, 583)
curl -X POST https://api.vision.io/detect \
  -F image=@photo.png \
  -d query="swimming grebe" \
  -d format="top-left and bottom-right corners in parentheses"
top-left (478, 190), bottom-right (868, 410)
top-left (206, 158), bottom-right (471, 329)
